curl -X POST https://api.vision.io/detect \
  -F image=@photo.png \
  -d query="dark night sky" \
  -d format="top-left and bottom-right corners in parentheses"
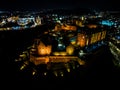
top-left (0, 0), bottom-right (120, 11)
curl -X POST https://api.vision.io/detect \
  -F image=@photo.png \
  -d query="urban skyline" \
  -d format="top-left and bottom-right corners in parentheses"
top-left (0, 1), bottom-right (120, 89)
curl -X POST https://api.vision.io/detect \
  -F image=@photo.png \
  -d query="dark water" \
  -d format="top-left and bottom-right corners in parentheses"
top-left (0, 31), bottom-right (120, 89)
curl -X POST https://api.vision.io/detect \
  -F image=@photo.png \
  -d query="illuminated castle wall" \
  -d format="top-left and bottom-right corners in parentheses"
top-left (77, 26), bottom-right (107, 47)
top-left (54, 23), bottom-right (77, 31)
top-left (61, 24), bottom-right (77, 31)
top-left (37, 41), bottom-right (52, 55)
